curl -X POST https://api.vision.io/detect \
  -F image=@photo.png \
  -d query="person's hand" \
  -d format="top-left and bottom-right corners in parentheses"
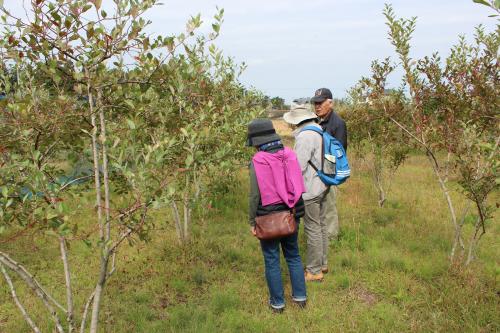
top-left (251, 226), bottom-right (257, 237)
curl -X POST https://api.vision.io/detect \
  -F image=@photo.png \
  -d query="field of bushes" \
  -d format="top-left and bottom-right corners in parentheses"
top-left (0, 1), bottom-right (498, 332)
top-left (1, 120), bottom-right (498, 332)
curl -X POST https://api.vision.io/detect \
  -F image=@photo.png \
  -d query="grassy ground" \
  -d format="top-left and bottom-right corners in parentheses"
top-left (1, 121), bottom-right (499, 332)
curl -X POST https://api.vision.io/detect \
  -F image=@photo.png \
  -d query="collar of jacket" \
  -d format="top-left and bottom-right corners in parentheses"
top-left (293, 120), bottom-right (319, 138)
top-left (259, 140), bottom-right (282, 151)
top-left (259, 142), bottom-right (284, 153)
top-left (319, 109), bottom-right (334, 124)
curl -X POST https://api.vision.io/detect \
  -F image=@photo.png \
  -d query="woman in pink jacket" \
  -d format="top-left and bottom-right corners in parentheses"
top-left (247, 118), bottom-right (307, 313)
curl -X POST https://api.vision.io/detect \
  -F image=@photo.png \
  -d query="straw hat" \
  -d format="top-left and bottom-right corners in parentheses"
top-left (283, 102), bottom-right (317, 125)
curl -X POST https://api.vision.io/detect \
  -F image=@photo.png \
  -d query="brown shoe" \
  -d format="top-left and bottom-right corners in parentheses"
top-left (321, 267), bottom-right (329, 274)
top-left (305, 271), bottom-right (324, 282)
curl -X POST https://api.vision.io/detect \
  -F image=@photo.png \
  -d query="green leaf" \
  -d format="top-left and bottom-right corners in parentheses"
top-left (127, 119), bottom-right (136, 130)
top-left (473, 0), bottom-right (492, 8)
top-left (82, 4), bottom-right (92, 13)
top-left (130, 6), bottom-right (139, 19)
top-left (167, 186), bottom-right (175, 197)
top-left (93, 0), bottom-right (102, 10)
top-left (87, 25), bottom-right (94, 39)
top-left (50, 11), bottom-right (61, 22)
top-left (81, 129), bottom-right (91, 136)
top-left (46, 211), bottom-right (59, 220)
top-left (152, 200), bottom-right (160, 209)
top-left (0, 0), bottom-right (4, 7)
top-left (124, 100), bottom-right (134, 109)
top-left (45, 229), bottom-right (58, 237)
top-left (5, 199), bottom-right (13, 208)
top-left (33, 150), bottom-right (41, 161)
top-left (164, 37), bottom-right (174, 52)
top-left (112, 138), bottom-right (121, 148)
top-left (82, 239), bottom-right (92, 248)
top-left (1, 187), bottom-right (8, 198)
top-left (185, 155), bottom-right (193, 167)
top-left (212, 23), bottom-right (220, 34)
top-left (56, 202), bottom-right (66, 214)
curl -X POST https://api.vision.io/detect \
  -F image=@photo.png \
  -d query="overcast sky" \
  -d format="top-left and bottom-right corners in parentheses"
top-left (4, 1), bottom-right (498, 102)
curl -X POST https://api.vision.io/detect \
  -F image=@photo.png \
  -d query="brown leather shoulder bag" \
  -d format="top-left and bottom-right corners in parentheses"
top-left (255, 209), bottom-right (297, 240)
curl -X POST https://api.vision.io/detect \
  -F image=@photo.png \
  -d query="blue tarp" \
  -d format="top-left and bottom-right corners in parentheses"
top-left (8, 164), bottom-right (94, 200)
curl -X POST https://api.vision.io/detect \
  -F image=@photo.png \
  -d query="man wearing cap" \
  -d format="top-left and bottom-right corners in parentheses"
top-left (283, 103), bottom-right (328, 282)
top-left (311, 88), bottom-right (347, 242)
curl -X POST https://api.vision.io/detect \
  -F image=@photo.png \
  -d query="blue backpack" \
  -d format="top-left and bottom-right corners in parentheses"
top-left (300, 126), bottom-right (350, 186)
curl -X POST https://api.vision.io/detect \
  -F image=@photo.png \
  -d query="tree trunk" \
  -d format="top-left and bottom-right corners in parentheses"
top-left (466, 217), bottom-right (480, 265)
top-left (465, 137), bottom-right (499, 265)
top-left (0, 251), bottom-right (65, 333)
top-left (89, 90), bottom-right (113, 333)
top-left (367, 134), bottom-right (386, 207)
top-left (171, 201), bottom-right (184, 243)
top-left (183, 175), bottom-right (191, 242)
top-left (59, 236), bottom-right (74, 333)
top-left (88, 85), bottom-right (103, 240)
top-left (98, 93), bottom-right (111, 242)
top-left (80, 291), bottom-right (95, 333)
top-left (183, 200), bottom-right (190, 243)
top-left (89, 253), bottom-right (110, 333)
top-left (0, 263), bottom-right (41, 333)
top-left (372, 161), bottom-right (386, 207)
top-left (425, 152), bottom-right (464, 260)
top-left (388, 116), bottom-right (466, 261)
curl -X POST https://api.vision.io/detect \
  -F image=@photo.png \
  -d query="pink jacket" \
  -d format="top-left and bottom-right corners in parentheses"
top-left (252, 147), bottom-right (306, 208)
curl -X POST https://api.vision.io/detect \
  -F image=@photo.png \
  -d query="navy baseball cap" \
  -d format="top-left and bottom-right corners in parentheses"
top-left (311, 88), bottom-right (332, 103)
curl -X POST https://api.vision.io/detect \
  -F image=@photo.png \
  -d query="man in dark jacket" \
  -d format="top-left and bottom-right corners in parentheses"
top-left (310, 88), bottom-right (347, 247)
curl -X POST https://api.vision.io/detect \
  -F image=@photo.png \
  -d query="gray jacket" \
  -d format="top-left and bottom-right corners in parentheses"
top-left (293, 121), bottom-right (327, 201)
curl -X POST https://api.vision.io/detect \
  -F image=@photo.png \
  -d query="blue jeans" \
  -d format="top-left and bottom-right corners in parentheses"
top-left (259, 231), bottom-right (307, 309)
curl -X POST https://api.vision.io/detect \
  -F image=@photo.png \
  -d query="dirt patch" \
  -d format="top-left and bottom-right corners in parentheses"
top-left (272, 119), bottom-right (294, 147)
top-left (351, 286), bottom-right (378, 306)
top-left (272, 119), bottom-right (293, 137)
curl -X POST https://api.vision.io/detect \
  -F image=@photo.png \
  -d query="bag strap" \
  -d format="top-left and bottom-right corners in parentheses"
top-left (308, 160), bottom-right (319, 172)
top-left (300, 126), bottom-right (324, 172)
top-left (300, 125), bottom-right (323, 135)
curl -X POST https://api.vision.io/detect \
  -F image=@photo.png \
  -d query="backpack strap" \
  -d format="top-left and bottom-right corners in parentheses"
top-left (308, 160), bottom-right (319, 172)
top-left (299, 125), bottom-right (324, 172)
top-left (300, 125), bottom-right (323, 135)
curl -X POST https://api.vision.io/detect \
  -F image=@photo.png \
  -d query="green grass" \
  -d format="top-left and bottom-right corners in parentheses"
top-left (1, 154), bottom-right (499, 332)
